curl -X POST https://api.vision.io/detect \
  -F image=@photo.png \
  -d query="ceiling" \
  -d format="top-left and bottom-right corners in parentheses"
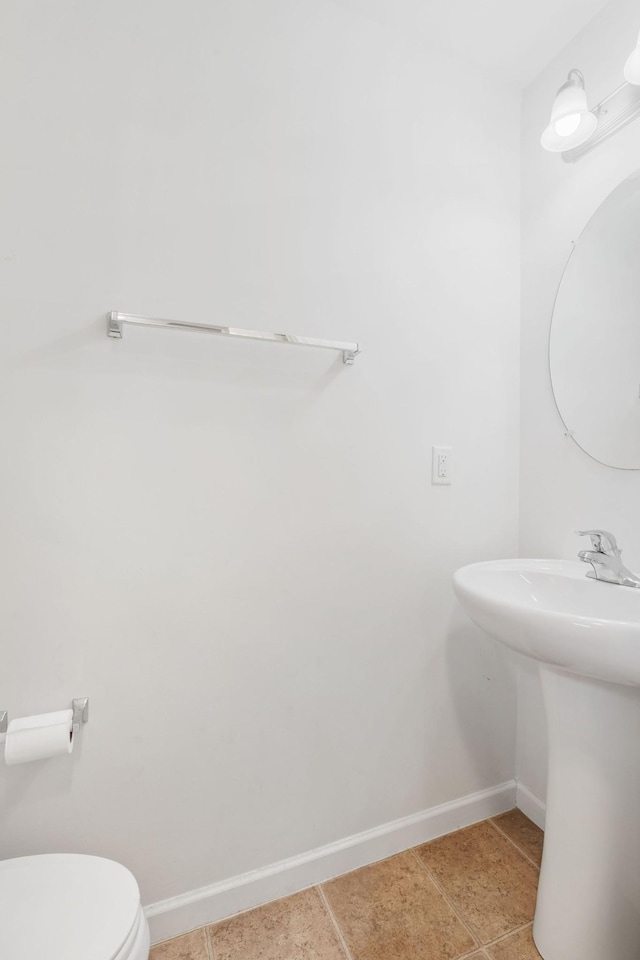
top-left (329, 0), bottom-right (609, 86)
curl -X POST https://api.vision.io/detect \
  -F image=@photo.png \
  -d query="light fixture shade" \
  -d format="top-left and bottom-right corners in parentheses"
top-left (541, 69), bottom-right (598, 153)
top-left (624, 31), bottom-right (640, 84)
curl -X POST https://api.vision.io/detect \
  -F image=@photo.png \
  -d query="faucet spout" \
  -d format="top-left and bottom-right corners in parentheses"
top-left (577, 530), bottom-right (640, 588)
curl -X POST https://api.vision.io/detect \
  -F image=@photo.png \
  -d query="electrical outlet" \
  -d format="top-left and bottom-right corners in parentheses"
top-left (432, 446), bottom-right (452, 485)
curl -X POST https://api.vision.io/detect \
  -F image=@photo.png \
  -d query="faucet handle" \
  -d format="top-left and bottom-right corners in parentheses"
top-left (577, 529), bottom-right (620, 555)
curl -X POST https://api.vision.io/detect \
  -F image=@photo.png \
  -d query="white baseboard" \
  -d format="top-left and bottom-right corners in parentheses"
top-left (145, 779), bottom-right (516, 944)
top-left (515, 781), bottom-right (546, 830)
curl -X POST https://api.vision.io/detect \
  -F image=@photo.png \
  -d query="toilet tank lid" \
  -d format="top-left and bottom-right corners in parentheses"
top-left (0, 854), bottom-right (142, 960)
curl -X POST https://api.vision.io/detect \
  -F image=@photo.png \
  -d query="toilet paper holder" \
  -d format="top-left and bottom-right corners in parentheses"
top-left (0, 698), bottom-right (89, 736)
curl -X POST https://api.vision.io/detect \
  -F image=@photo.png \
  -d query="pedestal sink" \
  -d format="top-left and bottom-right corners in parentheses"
top-left (453, 559), bottom-right (640, 960)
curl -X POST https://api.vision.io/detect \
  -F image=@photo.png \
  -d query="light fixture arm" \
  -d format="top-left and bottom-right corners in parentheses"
top-left (566, 69), bottom-right (585, 88)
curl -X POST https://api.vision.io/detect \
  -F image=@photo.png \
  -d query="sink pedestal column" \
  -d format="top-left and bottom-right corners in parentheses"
top-left (534, 666), bottom-right (640, 960)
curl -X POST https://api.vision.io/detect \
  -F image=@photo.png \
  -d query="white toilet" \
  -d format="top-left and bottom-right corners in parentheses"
top-left (0, 853), bottom-right (150, 960)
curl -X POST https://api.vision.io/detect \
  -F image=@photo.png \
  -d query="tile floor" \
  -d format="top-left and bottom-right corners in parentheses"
top-left (150, 809), bottom-right (544, 960)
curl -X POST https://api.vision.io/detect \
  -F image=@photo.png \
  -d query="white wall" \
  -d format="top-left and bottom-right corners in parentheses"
top-left (0, 0), bottom-right (520, 910)
top-left (519, 0), bottom-right (640, 801)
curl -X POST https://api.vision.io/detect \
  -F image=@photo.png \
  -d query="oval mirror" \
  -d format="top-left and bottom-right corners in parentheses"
top-left (549, 171), bottom-right (640, 469)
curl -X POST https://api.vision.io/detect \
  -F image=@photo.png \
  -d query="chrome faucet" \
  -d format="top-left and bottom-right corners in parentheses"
top-left (577, 529), bottom-right (640, 587)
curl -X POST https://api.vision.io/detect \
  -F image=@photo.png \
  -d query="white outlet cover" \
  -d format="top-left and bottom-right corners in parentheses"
top-left (432, 446), bottom-right (452, 485)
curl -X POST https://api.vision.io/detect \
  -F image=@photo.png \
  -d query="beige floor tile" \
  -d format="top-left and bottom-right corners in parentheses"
top-left (487, 925), bottom-right (542, 959)
top-left (208, 888), bottom-right (345, 960)
top-left (150, 927), bottom-right (209, 960)
top-left (416, 821), bottom-right (539, 944)
top-left (492, 810), bottom-right (544, 867)
top-left (322, 851), bottom-right (476, 960)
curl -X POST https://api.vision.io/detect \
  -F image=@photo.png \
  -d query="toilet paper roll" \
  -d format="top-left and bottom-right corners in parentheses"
top-left (4, 709), bottom-right (74, 765)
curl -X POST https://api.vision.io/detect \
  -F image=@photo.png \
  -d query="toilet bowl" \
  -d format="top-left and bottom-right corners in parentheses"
top-left (0, 853), bottom-right (150, 960)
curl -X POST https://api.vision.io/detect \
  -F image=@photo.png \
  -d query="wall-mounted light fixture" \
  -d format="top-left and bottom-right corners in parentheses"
top-left (625, 30), bottom-right (640, 84)
top-left (541, 70), bottom-right (597, 152)
top-left (542, 27), bottom-right (640, 162)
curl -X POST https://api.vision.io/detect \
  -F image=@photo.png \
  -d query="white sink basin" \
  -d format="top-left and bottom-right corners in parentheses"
top-left (453, 559), bottom-right (640, 686)
top-left (454, 558), bottom-right (640, 960)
